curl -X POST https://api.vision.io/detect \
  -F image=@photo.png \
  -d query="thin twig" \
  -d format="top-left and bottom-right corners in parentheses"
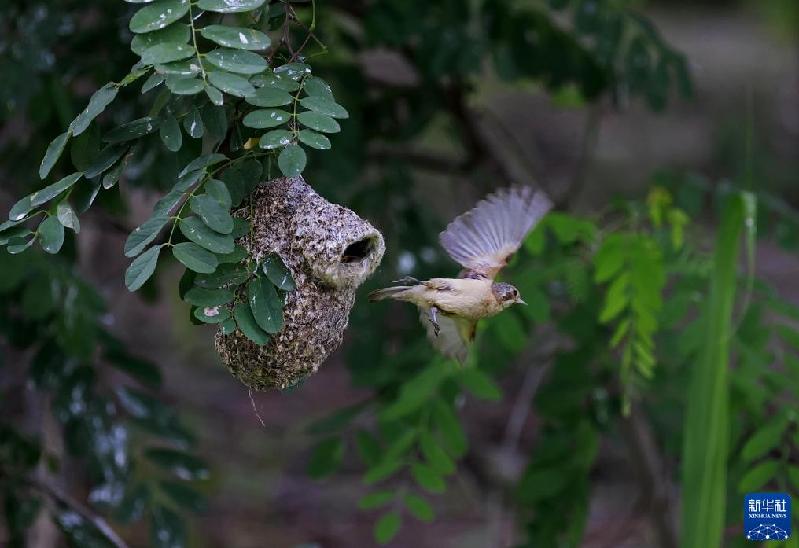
top-left (27, 476), bottom-right (129, 548)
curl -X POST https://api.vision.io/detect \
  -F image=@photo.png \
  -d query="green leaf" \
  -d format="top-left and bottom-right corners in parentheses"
top-left (38, 216), bottom-right (64, 254)
top-left (56, 203), bottom-right (80, 233)
top-left (200, 25), bottom-right (271, 50)
top-left (142, 73), bottom-right (165, 94)
top-left (182, 108), bottom-right (204, 138)
top-left (125, 245), bottom-right (163, 291)
top-left (131, 23), bottom-right (190, 56)
top-left (156, 59), bottom-right (200, 77)
top-left (205, 179), bottom-right (232, 209)
top-left (297, 111), bottom-right (341, 133)
top-left (217, 245), bottom-right (248, 264)
top-left (740, 418), bottom-right (787, 464)
top-left (179, 152), bottom-right (227, 177)
top-left (299, 96), bottom-right (349, 119)
top-left (129, 0), bottom-right (190, 34)
top-left (262, 254), bottom-right (295, 291)
top-left (682, 193), bottom-right (748, 548)
top-left (145, 447), bottom-right (209, 481)
top-left (233, 303), bottom-right (270, 345)
top-left (404, 493), bottom-right (434, 522)
top-left (411, 463), bottom-right (445, 493)
top-left (277, 144), bottom-right (306, 177)
top-left (178, 216), bottom-right (235, 254)
top-left (104, 117), bottom-right (159, 143)
top-left (184, 287), bottom-right (234, 307)
top-left (166, 76), bottom-right (204, 95)
top-left (252, 72), bottom-right (299, 92)
top-left (303, 76), bottom-right (333, 98)
top-left (194, 264), bottom-right (250, 288)
top-left (418, 431), bottom-right (455, 475)
top-left (207, 71), bottom-right (255, 98)
top-left (141, 42), bottom-right (195, 65)
top-left (738, 460), bottom-right (779, 493)
top-left (39, 132), bottom-right (70, 179)
top-left (298, 130), bottom-right (330, 150)
top-left (150, 506), bottom-right (186, 548)
top-left (205, 48), bottom-right (268, 75)
top-left (307, 437), bottom-right (344, 479)
top-left (160, 115), bottom-right (182, 152)
top-left (242, 109), bottom-right (291, 129)
top-left (363, 458), bottom-right (403, 484)
top-left (103, 154), bottom-right (129, 189)
top-left (193, 305), bottom-right (231, 324)
top-left (84, 145), bottom-right (126, 178)
top-left (245, 87), bottom-right (293, 107)
top-left (196, 0), bottom-right (266, 13)
top-left (159, 481), bottom-right (206, 513)
top-left (125, 215), bottom-right (170, 257)
top-left (204, 84), bottom-right (224, 105)
top-left (381, 363), bottom-right (452, 421)
top-left (69, 84), bottom-right (119, 136)
top-left (459, 368), bottom-right (502, 401)
top-left (7, 236), bottom-right (35, 254)
top-left (431, 399), bottom-right (467, 458)
top-left (30, 173), bottom-right (83, 208)
top-left (358, 491), bottom-right (394, 510)
top-left (274, 63), bottom-right (311, 80)
top-left (220, 318), bottom-right (236, 334)
top-left (355, 430), bottom-right (382, 467)
top-left (374, 512), bottom-right (401, 545)
top-left (8, 195), bottom-right (33, 221)
top-left (259, 130), bottom-right (294, 150)
top-left (248, 277), bottom-right (284, 333)
top-left (189, 194), bottom-right (234, 234)
top-left (172, 242), bottom-right (218, 274)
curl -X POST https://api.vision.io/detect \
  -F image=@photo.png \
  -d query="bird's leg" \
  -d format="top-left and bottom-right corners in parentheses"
top-left (393, 276), bottom-right (420, 285)
top-left (428, 306), bottom-right (441, 337)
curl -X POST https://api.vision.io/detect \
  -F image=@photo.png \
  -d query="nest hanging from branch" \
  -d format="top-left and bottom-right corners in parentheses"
top-left (215, 176), bottom-right (385, 390)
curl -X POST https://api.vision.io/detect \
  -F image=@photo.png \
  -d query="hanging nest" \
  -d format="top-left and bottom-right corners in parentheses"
top-left (215, 176), bottom-right (385, 390)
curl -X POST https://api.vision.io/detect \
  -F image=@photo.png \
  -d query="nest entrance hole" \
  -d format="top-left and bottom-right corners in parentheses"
top-left (341, 237), bottom-right (375, 264)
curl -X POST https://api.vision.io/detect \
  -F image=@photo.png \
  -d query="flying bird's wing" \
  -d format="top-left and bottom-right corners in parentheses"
top-left (419, 309), bottom-right (475, 363)
top-left (439, 186), bottom-right (552, 279)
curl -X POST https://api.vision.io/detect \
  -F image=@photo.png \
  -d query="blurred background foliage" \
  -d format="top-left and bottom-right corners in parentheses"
top-left (0, 0), bottom-right (798, 547)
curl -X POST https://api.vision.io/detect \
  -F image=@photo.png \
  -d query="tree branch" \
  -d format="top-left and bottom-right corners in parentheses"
top-left (26, 476), bottom-right (129, 548)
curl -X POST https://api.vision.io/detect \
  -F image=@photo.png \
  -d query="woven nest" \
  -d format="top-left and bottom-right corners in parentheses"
top-left (215, 176), bottom-right (385, 390)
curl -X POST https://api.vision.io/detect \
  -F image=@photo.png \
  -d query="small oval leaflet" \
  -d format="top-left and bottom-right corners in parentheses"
top-left (129, 0), bottom-right (190, 34)
top-left (262, 254), bottom-right (296, 291)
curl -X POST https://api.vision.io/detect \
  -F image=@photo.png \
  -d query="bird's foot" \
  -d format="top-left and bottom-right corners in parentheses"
top-left (428, 307), bottom-right (441, 337)
top-left (393, 276), bottom-right (420, 285)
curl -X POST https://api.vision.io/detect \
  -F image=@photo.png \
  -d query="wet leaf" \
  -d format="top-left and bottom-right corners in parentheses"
top-left (125, 215), bottom-right (170, 257)
top-left (298, 129), bottom-right (330, 150)
top-left (207, 71), bottom-right (255, 98)
top-left (141, 42), bottom-right (195, 65)
top-left (299, 96), bottom-right (349, 119)
top-left (205, 48), bottom-right (268, 75)
top-left (259, 129), bottom-right (294, 150)
top-left (182, 108), bottom-right (204, 138)
top-left (242, 109), bottom-right (290, 129)
top-left (193, 305), bottom-right (230, 324)
top-left (104, 117), bottom-right (160, 143)
top-left (200, 25), bottom-right (271, 50)
top-left (204, 84), bottom-right (224, 105)
top-left (184, 287), bottom-right (234, 307)
top-left (245, 87), bottom-right (293, 107)
top-left (196, 0), bottom-right (266, 13)
top-left (130, 0), bottom-right (190, 34)
top-left (277, 144), bottom-right (306, 177)
top-left (131, 23), bottom-right (190, 56)
top-left (30, 173), bottom-right (83, 208)
top-left (56, 203), bottom-right (80, 233)
top-left (166, 76), bottom-right (204, 95)
top-left (297, 111), bottom-right (340, 133)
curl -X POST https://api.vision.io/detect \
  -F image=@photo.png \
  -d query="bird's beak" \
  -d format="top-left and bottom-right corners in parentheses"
top-left (516, 298), bottom-right (527, 305)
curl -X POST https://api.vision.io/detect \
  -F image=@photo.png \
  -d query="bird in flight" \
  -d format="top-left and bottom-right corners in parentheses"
top-left (369, 186), bottom-right (552, 362)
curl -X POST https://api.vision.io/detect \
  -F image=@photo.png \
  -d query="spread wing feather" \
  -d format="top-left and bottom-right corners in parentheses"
top-left (439, 186), bottom-right (552, 279)
top-left (419, 309), bottom-right (474, 363)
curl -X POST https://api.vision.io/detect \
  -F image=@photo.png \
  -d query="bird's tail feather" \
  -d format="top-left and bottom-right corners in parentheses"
top-left (368, 286), bottom-right (412, 302)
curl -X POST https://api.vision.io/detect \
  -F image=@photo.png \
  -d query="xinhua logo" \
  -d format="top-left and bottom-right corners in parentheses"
top-left (743, 492), bottom-right (791, 541)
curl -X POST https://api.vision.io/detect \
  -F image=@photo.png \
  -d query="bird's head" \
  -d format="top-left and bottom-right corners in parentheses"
top-left (493, 282), bottom-right (526, 309)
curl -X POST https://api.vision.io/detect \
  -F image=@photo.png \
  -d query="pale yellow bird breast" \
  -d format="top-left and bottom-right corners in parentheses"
top-left (419, 277), bottom-right (498, 320)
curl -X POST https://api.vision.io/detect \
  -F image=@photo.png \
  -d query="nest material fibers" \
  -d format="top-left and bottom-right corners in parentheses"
top-left (215, 176), bottom-right (385, 390)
